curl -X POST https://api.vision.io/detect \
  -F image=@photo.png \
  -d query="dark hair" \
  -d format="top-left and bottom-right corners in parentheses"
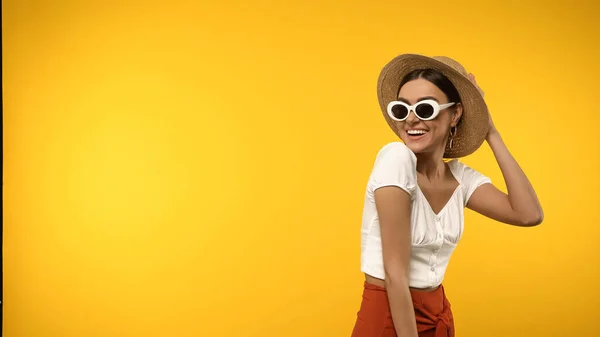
top-left (398, 69), bottom-right (461, 104)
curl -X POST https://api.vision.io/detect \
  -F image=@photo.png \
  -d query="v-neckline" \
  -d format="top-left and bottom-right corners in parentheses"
top-left (416, 160), bottom-right (461, 217)
top-left (416, 185), bottom-right (461, 217)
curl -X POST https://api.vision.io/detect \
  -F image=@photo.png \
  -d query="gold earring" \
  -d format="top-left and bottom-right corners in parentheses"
top-left (449, 126), bottom-right (457, 150)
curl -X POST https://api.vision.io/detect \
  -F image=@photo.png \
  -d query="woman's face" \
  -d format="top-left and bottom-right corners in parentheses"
top-left (394, 78), bottom-right (462, 156)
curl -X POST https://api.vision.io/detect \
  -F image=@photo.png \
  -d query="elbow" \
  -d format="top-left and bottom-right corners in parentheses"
top-left (519, 210), bottom-right (544, 227)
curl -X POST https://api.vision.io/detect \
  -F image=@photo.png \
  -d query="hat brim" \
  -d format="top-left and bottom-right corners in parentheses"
top-left (377, 54), bottom-right (489, 158)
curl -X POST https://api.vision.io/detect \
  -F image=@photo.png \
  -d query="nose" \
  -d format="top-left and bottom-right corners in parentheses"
top-left (405, 109), bottom-right (419, 125)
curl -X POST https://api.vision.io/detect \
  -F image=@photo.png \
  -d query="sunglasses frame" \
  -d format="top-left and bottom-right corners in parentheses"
top-left (386, 99), bottom-right (456, 121)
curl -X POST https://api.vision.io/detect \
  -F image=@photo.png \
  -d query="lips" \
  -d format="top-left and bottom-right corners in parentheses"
top-left (406, 129), bottom-right (428, 140)
top-left (407, 129), bottom-right (428, 135)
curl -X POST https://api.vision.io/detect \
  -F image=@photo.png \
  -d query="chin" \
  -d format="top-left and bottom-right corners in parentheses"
top-left (402, 139), bottom-right (429, 154)
top-left (400, 131), bottom-right (442, 156)
top-left (406, 145), bottom-right (427, 154)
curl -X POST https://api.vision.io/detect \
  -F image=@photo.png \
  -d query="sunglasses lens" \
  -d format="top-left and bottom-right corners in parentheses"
top-left (390, 104), bottom-right (409, 120)
top-left (415, 103), bottom-right (435, 119)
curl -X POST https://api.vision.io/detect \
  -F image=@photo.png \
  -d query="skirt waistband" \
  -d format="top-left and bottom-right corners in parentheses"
top-left (361, 281), bottom-right (454, 337)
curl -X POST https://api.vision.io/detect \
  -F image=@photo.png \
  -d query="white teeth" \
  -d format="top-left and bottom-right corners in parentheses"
top-left (407, 130), bottom-right (427, 135)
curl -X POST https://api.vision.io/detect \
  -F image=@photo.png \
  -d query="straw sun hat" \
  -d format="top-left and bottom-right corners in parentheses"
top-left (377, 54), bottom-right (490, 158)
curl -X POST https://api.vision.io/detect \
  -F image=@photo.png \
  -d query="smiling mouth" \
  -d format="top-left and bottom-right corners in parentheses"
top-left (406, 130), bottom-right (429, 140)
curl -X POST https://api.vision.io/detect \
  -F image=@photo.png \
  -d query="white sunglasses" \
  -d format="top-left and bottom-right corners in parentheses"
top-left (386, 99), bottom-right (455, 121)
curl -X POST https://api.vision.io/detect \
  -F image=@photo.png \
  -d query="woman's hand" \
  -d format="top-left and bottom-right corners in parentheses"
top-left (467, 73), bottom-right (483, 97)
top-left (485, 113), bottom-right (499, 141)
top-left (468, 73), bottom-right (498, 140)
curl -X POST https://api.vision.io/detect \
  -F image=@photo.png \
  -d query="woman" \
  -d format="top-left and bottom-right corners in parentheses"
top-left (351, 54), bottom-right (543, 337)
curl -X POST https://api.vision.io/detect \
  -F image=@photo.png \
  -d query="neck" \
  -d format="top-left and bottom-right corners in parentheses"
top-left (415, 147), bottom-right (447, 180)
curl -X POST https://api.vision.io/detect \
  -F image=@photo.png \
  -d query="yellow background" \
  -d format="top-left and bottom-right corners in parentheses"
top-left (3, 0), bottom-right (599, 336)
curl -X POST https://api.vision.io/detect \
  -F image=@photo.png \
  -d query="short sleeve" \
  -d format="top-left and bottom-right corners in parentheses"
top-left (367, 142), bottom-right (418, 198)
top-left (459, 162), bottom-right (492, 203)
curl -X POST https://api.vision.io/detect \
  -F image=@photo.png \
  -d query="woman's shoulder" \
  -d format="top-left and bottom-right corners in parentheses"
top-left (446, 158), bottom-right (490, 185)
top-left (378, 141), bottom-right (410, 151)
top-left (368, 141), bottom-right (418, 194)
top-left (446, 158), bottom-right (470, 177)
top-left (375, 141), bottom-right (416, 162)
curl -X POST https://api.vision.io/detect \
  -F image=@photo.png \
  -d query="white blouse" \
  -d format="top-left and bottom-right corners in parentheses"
top-left (360, 142), bottom-right (491, 288)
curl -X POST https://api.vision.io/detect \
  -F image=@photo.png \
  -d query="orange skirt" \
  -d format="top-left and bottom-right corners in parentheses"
top-left (350, 282), bottom-right (454, 337)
